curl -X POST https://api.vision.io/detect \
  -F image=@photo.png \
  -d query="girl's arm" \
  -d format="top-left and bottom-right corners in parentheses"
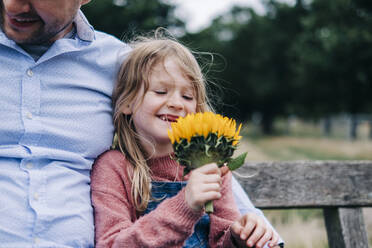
top-left (208, 171), bottom-right (241, 247)
top-left (91, 150), bottom-right (204, 248)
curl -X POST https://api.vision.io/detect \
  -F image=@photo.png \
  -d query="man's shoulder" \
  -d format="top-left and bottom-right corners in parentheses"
top-left (93, 30), bottom-right (127, 48)
top-left (91, 30), bottom-right (131, 62)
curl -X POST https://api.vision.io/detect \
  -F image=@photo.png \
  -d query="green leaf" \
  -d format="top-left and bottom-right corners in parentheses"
top-left (227, 152), bottom-right (247, 171)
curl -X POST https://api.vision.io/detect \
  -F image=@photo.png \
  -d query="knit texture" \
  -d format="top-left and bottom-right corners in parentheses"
top-left (91, 150), bottom-right (240, 248)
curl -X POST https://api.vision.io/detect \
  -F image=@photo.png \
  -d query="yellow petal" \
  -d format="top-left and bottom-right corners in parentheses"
top-left (167, 112), bottom-right (243, 146)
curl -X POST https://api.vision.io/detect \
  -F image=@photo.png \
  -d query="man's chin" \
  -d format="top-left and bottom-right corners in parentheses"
top-left (2, 27), bottom-right (50, 45)
top-left (1, 21), bottom-right (51, 45)
top-left (2, 30), bottom-right (31, 44)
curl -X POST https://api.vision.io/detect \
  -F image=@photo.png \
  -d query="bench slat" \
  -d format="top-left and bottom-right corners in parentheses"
top-left (235, 161), bottom-right (372, 208)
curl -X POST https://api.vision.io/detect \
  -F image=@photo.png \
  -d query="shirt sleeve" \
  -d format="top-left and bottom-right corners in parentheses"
top-left (91, 151), bottom-right (204, 248)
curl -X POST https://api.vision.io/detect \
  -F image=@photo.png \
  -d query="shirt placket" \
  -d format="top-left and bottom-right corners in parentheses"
top-left (19, 66), bottom-right (42, 148)
top-left (19, 64), bottom-right (46, 243)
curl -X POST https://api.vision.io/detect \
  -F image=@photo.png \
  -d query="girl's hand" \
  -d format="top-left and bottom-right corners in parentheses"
top-left (231, 213), bottom-right (280, 248)
top-left (185, 163), bottom-right (222, 212)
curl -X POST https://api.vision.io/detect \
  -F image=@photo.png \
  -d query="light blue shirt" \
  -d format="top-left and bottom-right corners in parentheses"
top-left (0, 10), bottom-right (128, 247)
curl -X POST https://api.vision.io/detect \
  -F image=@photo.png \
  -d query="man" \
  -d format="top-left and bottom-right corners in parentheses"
top-left (0, 0), bottom-right (283, 247)
top-left (0, 0), bottom-right (128, 246)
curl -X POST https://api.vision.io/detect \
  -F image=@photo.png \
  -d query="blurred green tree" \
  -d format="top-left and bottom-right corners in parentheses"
top-left (225, 1), bottom-right (306, 134)
top-left (81, 0), bottom-right (185, 40)
top-left (292, 0), bottom-right (372, 118)
top-left (183, 1), bottom-right (306, 134)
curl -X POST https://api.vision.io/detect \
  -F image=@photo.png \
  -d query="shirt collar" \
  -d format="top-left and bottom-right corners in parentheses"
top-left (73, 10), bottom-right (95, 42)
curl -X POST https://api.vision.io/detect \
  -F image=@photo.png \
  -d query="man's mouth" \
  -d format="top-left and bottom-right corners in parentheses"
top-left (158, 114), bottom-right (179, 122)
top-left (7, 15), bottom-right (40, 28)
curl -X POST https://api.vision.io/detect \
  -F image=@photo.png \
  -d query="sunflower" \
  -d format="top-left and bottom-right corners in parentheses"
top-left (168, 112), bottom-right (242, 145)
top-left (167, 112), bottom-right (247, 213)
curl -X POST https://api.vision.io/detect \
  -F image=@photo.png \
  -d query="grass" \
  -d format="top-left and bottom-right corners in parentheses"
top-left (235, 120), bottom-right (372, 248)
top-left (249, 136), bottom-right (372, 160)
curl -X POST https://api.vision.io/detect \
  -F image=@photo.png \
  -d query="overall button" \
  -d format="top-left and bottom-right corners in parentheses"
top-left (26, 163), bottom-right (33, 169)
top-left (27, 69), bottom-right (33, 77)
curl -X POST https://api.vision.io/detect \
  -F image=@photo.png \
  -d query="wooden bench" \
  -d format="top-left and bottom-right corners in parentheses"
top-left (236, 161), bottom-right (372, 248)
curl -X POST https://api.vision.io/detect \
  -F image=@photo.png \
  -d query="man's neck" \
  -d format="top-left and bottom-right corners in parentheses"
top-left (19, 24), bottom-right (76, 61)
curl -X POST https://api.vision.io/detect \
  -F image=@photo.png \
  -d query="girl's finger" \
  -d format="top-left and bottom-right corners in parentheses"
top-left (220, 165), bottom-right (229, 176)
top-left (230, 221), bottom-right (245, 245)
top-left (197, 163), bottom-right (220, 175)
top-left (269, 231), bottom-right (280, 247)
top-left (239, 219), bottom-right (255, 240)
top-left (246, 226), bottom-right (265, 248)
top-left (230, 221), bottom-right (243, 236)
top-left (199, 191), bottom-right (222, 202)
top-left (256, 229), bottom-right (273, 248)
top-left (183, 174), bottom-right (190, 180)
top-left (199, 182), bottom-right (221, 193)
top-left (201, 174), bottom-right (222, 184)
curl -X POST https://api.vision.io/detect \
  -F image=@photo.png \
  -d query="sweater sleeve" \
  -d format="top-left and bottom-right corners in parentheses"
top-left (91, 150), bottom-right (204, 248)
top-left (208, 172), bottom-right (241, 248)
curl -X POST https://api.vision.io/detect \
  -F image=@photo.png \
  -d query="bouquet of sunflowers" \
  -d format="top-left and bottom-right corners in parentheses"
top-left (168, 112), bottom-right (247, 213)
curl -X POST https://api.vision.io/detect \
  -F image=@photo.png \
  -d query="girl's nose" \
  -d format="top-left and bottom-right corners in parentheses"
top-left (3, 0), bottom-right (32, 15)
top-left (166, 94), bottom-right (184, 111)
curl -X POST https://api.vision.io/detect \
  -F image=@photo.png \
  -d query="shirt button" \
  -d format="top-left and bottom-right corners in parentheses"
top-left (34, 237), bottom-right (40, 244)
top-left (26, 112), bottom-right (33, 119)
top-left (26, 163), bottom-right (33, 169)
top-left (34, 193), bottom-right (39, 201)
top-left (27, 69), bottom-right (33, 77)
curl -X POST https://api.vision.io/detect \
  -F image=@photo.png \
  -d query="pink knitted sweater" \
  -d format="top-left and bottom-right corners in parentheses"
top-left (91, 150), bottom-right (241, 248)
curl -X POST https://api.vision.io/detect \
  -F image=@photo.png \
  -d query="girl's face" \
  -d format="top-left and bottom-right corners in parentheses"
top-left (124, 57), bottom-right (197, 156)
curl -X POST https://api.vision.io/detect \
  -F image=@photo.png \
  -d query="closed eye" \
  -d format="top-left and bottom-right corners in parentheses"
top-left (183, 95), bottom-right (194, 100)
top-left (154, 90), bottom-right (167, 95)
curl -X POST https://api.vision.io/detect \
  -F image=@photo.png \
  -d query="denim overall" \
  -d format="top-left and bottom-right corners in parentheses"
top-left (143, 181), bottom-right (210, 248)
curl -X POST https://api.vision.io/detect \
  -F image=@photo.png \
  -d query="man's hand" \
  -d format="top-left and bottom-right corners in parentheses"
top-left (231, 212), bottom-right (280, 248)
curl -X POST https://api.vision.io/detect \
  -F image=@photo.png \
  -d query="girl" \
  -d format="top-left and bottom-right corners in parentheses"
top-left (91, 34), bottom-right (281, 248)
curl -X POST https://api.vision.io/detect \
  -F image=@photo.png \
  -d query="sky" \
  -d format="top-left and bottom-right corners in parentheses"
top-left (168, 0), bottom-right (295, 33)
top-left (168, 0), bottom-right (265, 32)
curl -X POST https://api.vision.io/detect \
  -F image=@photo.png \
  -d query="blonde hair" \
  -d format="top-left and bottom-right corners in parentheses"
top-left (112, 31), bottom-right (213, 211)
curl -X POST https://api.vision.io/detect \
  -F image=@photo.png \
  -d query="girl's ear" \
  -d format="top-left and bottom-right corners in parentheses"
top-left (122, 104), bottom-right (132, 115)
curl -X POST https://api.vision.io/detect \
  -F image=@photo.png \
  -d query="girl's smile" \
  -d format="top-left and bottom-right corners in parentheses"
top-left (158, 114), bottom-right (179, 122)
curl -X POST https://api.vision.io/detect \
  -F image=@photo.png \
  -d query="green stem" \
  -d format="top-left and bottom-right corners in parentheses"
top-left (205, 200), bottom-right (213, 213)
